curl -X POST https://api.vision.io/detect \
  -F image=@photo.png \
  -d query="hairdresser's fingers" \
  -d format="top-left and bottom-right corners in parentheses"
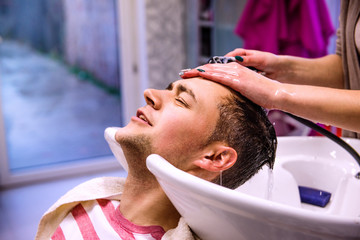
top-left (198, 69), bottom-right (278, 109)
top-left (224, 48), bottom-right (247, 57)
top-left (182, 63), bottom-right (245, 81)
top-left (181, 62), bottom-right (254, 79)
top-left (179, 68), bottom-right (200, 78)
top-left (225, 49), bottom-right (267, 71)
top-left (199, 70), bottom-right (274, 109)
top-left (180, 63), bottom-right (217, 78)
top-left (241, 51), bottom-right (277, 69)
top-left (198, 71), bottom-right (245, 93)
top-left (225, 49), bottom-right (278, 73)
top-left (201, 62), bottom-right (240, 72)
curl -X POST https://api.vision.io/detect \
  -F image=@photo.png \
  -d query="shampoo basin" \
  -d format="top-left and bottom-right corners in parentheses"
top-left (146, 137), bottom-right (360, 240)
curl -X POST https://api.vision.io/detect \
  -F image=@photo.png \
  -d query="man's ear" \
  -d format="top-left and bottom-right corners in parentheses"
top-left (193, 143), bottom-right (237, 172)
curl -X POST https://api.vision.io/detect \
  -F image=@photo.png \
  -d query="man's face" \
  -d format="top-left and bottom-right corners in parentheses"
top-left (115, 78), bottom-right (232, 171)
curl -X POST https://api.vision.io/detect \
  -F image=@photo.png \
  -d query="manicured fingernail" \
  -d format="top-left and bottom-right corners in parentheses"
top-left (197, 69), bottom-right (205, 72)
top-left (179, 68), bottom-right (192, 76)
top-left (235, 56), bottom-right (243, 62)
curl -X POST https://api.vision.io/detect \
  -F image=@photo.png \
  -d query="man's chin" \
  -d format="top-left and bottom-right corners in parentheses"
top-left (115, 124), bottom-right (149, 142)
top-left (114, 126), bottom-right (136, 143)
top-left (115, 131), bottom-right (152, 160)
top-left (114, 127), bottom-right (126, 143)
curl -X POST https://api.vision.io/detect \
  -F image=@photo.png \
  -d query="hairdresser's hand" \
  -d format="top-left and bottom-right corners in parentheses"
top-left (180, 48), bottom-right (282, 80)
top-left (225, 48), bottom-right (282, 80)
top-left (186, 62), bottom-right (281, 109)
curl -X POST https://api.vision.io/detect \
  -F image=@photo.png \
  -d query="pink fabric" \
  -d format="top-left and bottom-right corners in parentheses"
top-left (97, 199), bottom-right (165, 240)
top-left (51, 227), bottom-right (66, 240)
top-left (51, 199), bottom-right (165, 240)
top-left (72, 203), bottom-right (100, 239)
top-left (235, 0), bottom-right (335, 58)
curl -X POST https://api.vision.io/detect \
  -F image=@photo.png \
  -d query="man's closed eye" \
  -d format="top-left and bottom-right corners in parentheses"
top-left (176, 97), bottom-right (189, 107)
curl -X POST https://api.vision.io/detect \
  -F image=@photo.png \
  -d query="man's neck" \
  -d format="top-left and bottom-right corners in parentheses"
top-left (119, 174), bottom-right (181, 231)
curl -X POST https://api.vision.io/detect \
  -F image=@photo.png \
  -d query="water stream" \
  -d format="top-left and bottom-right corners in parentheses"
top-left (266, 168), bottom-right (274, 200)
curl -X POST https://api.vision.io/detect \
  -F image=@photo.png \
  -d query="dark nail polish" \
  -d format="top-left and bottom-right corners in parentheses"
top-left (235, 56), bottom-right (244, 62)
top-left (197, 69), bottom-right (205, 72)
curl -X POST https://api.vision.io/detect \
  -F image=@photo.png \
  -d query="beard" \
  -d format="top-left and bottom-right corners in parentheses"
top-left (116, 133), bottom-right (154, 177)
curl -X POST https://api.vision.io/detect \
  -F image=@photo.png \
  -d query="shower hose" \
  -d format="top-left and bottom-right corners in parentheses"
top-left (285, 112), bottom-right (360, 179)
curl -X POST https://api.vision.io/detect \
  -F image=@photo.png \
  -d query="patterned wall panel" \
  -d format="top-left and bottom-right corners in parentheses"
top-left (145, 0), bottom-right (186, 89)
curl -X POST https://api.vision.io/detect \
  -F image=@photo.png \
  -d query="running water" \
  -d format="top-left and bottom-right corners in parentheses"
top-left (266, 168), bottom-right (274, 200)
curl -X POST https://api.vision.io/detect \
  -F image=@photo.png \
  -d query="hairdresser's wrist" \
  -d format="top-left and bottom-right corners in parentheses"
top-left (268, 82), bottom-right (294, 111)
top-left (271, 55), bottom-right (298, 84)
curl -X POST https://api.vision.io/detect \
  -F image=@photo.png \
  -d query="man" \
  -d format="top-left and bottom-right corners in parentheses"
top-left (36, 77), bottom-right (276, 240)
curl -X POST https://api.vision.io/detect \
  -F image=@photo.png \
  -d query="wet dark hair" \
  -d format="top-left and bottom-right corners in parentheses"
top-left (206, 90), bottom-right (277, 189)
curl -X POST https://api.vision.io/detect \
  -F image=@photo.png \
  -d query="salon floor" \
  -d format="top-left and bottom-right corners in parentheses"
top-left (0, 168), bottom-right (127, 240)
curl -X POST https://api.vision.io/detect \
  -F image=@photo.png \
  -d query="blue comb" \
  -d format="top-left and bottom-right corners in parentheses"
top-left (298, 186), bottom-right (331, 207)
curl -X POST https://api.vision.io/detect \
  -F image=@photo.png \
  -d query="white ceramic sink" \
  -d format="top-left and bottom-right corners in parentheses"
top-left (146, 137), bottom-right (360, 240)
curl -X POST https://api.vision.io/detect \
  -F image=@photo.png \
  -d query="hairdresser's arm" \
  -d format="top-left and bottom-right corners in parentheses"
top-left (274, 83), bottom-right (360, 132)
top-left (224, 49), bottom-right (344, 89)
top-left (191, 63), bottom-right (360, 132)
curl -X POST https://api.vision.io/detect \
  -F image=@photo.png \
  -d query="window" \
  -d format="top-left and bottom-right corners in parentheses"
top-left (0, 0), bottom-right (147, 186)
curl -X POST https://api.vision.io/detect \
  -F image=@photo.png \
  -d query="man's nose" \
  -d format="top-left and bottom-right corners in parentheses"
top-left (143, 88), bottom-right (163, 110)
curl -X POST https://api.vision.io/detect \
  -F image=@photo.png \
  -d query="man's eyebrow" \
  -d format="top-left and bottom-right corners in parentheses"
top-left (165, 82), bottom-right (174, 90)
top-left (166, 82), bottom-right (197, 103)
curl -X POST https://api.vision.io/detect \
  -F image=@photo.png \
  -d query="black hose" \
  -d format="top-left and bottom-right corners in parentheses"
top-left (284, 112), bottom-right (360, 172)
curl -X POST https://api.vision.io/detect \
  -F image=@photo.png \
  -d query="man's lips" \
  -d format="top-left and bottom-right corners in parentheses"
top-left (136, 109), bottom-right (153, 126)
